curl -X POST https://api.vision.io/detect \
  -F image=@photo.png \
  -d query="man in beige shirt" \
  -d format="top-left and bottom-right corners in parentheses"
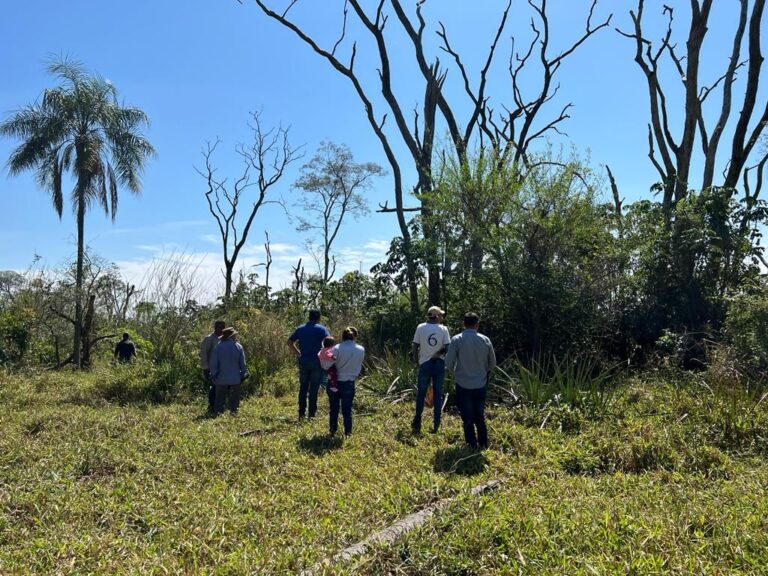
top-left (199, 320), bottom-right (225, 413)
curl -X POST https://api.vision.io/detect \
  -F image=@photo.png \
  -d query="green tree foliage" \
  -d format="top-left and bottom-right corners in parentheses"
top-left (432, 149), bottom-right (621, 358)
top-left (293, 141), bottom-right (384, 286)
top-left (0, 59), bottom-right (154, 368)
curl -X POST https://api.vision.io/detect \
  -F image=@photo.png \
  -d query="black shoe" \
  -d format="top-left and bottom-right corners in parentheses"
top-left (429, 426), bottom-right (439, 434)
top-left (411, 421), bottom-right (421, 434)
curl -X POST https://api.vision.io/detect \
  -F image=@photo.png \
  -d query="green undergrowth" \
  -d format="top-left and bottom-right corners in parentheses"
top-left (0, 369), bottom-right (767, 574)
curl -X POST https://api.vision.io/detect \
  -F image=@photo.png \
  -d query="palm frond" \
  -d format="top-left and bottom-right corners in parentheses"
top-left (107, 162), bottom-right (118, 220)
top-left (47, 57), bottom-right (85, 86)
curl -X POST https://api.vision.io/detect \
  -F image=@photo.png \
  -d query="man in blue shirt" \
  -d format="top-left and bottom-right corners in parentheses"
top-left (287, 309), bottom-right (330, 419)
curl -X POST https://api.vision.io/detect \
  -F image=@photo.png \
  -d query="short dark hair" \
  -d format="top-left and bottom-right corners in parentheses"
top-left (308, 309), bottom-right (321, 322)
top-left (463, 313), bottom-right (480, 328)
top-left (214, 320), bottom-right (225, 329)
top-left (342, 326), bottom-right (357, 341)
top-left (322, 336), bottom-right (336, 348)
top-left (122, 332), bottom-right (130, 339)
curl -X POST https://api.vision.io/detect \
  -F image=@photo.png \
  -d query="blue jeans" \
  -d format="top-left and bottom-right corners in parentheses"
top-left (413, 358), bottom-right (445, 431)
top-left (298, 358), bottom-right (323, 418)
top-left (328, 381), bottom-right (356, 435)
top-left (455, 384), bottom-right (488, 449)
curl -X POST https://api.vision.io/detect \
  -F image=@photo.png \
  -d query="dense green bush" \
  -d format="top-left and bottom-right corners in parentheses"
top-left (724, 286), bottom-right (768, 379)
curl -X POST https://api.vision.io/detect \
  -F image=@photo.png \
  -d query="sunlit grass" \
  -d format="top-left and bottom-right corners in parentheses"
top-left (1, 368), bottom-right (767, 574)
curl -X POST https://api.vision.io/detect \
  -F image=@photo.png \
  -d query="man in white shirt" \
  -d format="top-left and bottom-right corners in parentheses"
top-left (411, 305), bottom-right (451, 433)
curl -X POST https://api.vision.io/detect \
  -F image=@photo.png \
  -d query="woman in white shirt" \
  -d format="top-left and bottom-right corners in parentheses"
top-left (322, 326), bottom-right (365, 436)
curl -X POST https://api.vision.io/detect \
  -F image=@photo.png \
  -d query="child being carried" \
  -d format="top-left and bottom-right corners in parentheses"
top-left (318, 336), bottom-right (338, 393)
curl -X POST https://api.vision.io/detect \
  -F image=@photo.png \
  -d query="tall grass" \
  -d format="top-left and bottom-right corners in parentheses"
top-left (493, 354), bottom-right (618, 415)
top-left (358, 347), bottom-right (417, 405)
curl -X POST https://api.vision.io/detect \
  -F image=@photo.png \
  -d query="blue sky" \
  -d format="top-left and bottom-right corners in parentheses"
top-left (0, 1), bottom-right (762, 300)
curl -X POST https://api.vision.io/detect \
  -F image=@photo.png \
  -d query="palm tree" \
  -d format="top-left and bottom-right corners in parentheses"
top-left (1, 59), bottom-right (155, 368)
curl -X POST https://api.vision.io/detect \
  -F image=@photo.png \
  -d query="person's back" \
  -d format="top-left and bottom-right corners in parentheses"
top-left (290, 321), bottom-right (329, 360)
top-left (445, 329), bottom-right (495, 388)
top-left (411, 306), bottom-right (450, 433)
top-left (444, 313), bottom-right (496, 450)
top-left (333, 339), bottom-right (365, 382)
top-left (288, 310), bottom-right (331, 419)
top-left (210, 339), bottom-right (247, 386)
top-left (200, 320), bottom-right (225, 414)
top-left (114, 333), bottom-right (136, 363)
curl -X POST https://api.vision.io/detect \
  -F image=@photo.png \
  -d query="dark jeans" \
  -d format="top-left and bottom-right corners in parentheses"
top-left (205, 373), bottom-right (216, 412)
top-left (455, 384), bottom-right (488, 449)
top-left (412, 358), bottom-right (445, 431)
top-left (328, 380), bottom-right (356, 435)
top-left (214, 384), bottom-right (241, 414)
top-left (298, 358), bottom-right (323, 418)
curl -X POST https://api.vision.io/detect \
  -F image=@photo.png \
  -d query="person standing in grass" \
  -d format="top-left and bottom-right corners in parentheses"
top-left (287, 310), bottom-right (330, 420)
top-left (411, 305), bottom-right (451, 434)
top-left (114, 332), bottom-right (137, 363)
top-left (199, 320), bottom-right (225, 413)
top-left (209, 327), bottom-right (249, 415)
top-left (444, 313), bottom-right (496, 450)
top-left (326, 327), bottom-right (365, 437)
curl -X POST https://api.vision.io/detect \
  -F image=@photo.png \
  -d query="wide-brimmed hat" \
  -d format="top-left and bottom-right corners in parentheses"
top-left (427, 305), bottom-right (445, 317)
top-left (219, 327), bottom-right (238, 339)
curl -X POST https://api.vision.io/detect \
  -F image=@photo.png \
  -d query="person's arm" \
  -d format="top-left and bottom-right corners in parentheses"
top-left (129, 343), bottom-right (137, 358)
top-left (239, 344), bottom-right (249, 382)
top-left (199, 337), bottom-right (209, 370)
top-left (432, 327), bottom-right (450, 359)
top-left (487, 341), bottom-right (497, 378)
top-left (114, 343), bottom-right (119, 359)
top-left (444, 338), bottom-right (458, 372)
top-left (411, 342), bottom-right (420, 363)
top-left (209, 346), bottom-right (219, 382)
top-left (287, 333), bottom-right (300, 357)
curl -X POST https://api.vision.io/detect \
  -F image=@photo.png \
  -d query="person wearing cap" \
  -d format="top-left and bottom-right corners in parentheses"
top-left (209, 327), bottom-right (249, 415)
top-left (444, 313), bottom-right (496, 449)
top-left (199, 320), bottom-right (225, 413)
top-left (411, 305), bottom-right (451, 433)
top-left (288, 309), bottom-right (330, 420)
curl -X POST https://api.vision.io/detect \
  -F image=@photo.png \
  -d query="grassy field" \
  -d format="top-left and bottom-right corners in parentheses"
top-left (1, 366), bottom-right (767, 575)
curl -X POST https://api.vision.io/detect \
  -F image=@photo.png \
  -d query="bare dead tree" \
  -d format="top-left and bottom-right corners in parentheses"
top-left (263, 230), bottom-right (273, 304)
top-left (246, 0), bottom-right (609, 310)
top-left (606, 165), bottom-right (624, 240)
top-left (440, 0), bottom-right (612, 170)
top-left (198, 111), bottom-right (300, 304)
top-left (617, 0), bottom-right (768, 220)
top-left (291, 258), bottom-right (305, 305)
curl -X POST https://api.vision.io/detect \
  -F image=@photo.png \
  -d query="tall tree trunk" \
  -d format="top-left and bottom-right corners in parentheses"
top-left (81, 294), bottom-right (96, 367)
top-left (224, 262), bottom-right (234, 305)
top-left (73, 188), bottom-right (86, 369)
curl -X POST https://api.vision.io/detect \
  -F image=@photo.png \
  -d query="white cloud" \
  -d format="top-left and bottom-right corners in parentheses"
top-left (364, 239), bottom-right (391, 253)
top-left (111, 238), bottom-right (390, 304)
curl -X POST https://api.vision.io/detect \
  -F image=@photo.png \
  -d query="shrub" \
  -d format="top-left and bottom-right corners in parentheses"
top-left (493, 354), bottom-right (617, 415)
top-left (724, 289), bottom-right (768, 380)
